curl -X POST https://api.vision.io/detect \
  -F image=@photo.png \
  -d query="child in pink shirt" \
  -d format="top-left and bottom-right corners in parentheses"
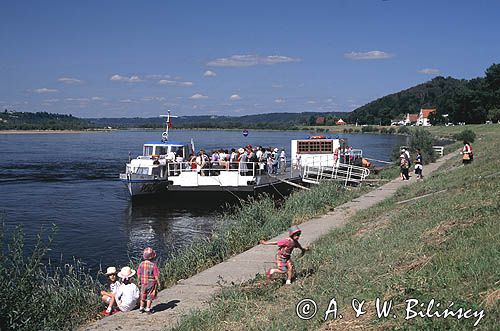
top-left (260, 225), bottom-right (308, 285)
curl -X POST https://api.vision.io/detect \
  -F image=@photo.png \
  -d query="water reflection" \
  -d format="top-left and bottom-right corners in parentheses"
top-left (123, 199), bottom-right (219, 262)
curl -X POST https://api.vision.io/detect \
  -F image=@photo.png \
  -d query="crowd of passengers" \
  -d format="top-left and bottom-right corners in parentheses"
top-left (154, 144), bottom-right (287, 176)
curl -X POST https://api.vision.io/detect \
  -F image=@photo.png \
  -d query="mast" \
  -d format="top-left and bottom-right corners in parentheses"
top-left (160, 110), bottom-right (174, 142)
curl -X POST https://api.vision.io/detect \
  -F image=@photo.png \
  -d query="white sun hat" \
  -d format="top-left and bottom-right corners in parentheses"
top-left (117, 266), bottom-right (136, 280)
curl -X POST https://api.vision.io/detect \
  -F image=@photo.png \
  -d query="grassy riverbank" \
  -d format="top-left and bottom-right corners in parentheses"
top-left (172, 125), bottom-right (499, 330)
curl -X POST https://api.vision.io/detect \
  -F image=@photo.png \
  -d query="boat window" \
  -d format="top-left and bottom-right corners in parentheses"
top-left (155, 146), bottom-right (168, 155)
top-left (135, 167), bottom-right (149, 175)
top-left (170, 146), bottom-right (182, 156)
top-left (144, 146), bottom-right (154, 156)
top-left (298, 140), bottom-right (333, 154)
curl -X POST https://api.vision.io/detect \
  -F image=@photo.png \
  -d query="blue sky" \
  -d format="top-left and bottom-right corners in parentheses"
top-left (1, 0), bottom-right (499, 118)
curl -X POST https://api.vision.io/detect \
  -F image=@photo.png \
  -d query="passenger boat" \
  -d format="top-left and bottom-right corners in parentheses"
top-left (120, 115), bottom-right (369, 198)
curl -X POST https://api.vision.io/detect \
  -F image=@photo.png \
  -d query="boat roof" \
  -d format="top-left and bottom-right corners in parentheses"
top-left (144, 141), bottom-right (184, 146)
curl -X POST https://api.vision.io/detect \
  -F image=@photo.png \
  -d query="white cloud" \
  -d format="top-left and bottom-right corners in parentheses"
top-left (34, 88), bottom-right (58, 94)
top-left (91, 96), bottom-right (104, 101)
top-left (158, 79), bottom-right (193, 87)
top-left (418, 68), bottom-right (440, 75)
top-left (58, 77), bottom-right (84, 84)
top-left (190, 93), bottom-right (208, 100)
top-left (207, 54), bottom-right (300, 67)
top-left (203, 70), bottom-right (217, 77)
top-left (145, 74), bottom-right (171, 80)
top-left (307, 100), bottom-right (317, 104)
top-left (272, 84), bottom-right (284, 88)
top-left (65, 98), bottom-right (89, 102)
top-left (229, 94), bottom-right (241, 101)
top-left (43, 98), bottom-right (59, 103)
top-left (110, 74), bottom-right (143, 83)
top-left (120, 99), bottom-right (134, 103)
top-left (344, 51), bottom-right (393, 60)
top-left (142, 96), bottom-right (166, 102)
top-left (275, 98), bottom-right (285, 104)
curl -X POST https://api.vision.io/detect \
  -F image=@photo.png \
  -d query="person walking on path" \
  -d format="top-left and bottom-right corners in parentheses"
top-left (461, 141), bottom-right (473, 165)
top-left (400, 151), bottom-right (410, 180)
top-left (100, 266), bottom-right (122, 316)
top-left (414, 149), bottom-right (423, 179)
top-left (137, 247), bottom-right (161, 314)
top-left (260, 225), bottom-right (308, 285)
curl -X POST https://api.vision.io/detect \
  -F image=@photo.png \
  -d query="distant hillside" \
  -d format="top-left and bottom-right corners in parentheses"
top-left (0, 111), bottom-right (93, 130)
top-left (347, 63), bottom-right (500, 125)
top-left (88, 112), bottom-right (347, 129)
top-left (347, 77), bottom-right (467, 125)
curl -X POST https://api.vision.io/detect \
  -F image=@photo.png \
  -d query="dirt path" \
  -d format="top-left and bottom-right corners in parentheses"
top-left (81, 151), bottom-right (458, 331)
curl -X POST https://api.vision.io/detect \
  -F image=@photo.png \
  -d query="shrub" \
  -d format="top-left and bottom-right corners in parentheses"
top-left (361, 125), bottom-right (376, 133)
top-left (453, 129), bottom-right (476, 143)
top-left (397, 125), bottom-right (410, 134)
top-left (409, 128), bottom-right (436, 163)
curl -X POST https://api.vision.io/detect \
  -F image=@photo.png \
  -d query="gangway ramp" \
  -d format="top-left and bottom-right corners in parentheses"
top-left (302, 162), bottom-right (370, 186)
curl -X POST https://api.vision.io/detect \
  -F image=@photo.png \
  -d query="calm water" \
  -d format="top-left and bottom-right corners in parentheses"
top-left (0, 129), bottom-right (405, 270)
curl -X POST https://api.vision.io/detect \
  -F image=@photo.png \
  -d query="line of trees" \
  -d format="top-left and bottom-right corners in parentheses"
top-left (0, 111), bottom-right (93, 130)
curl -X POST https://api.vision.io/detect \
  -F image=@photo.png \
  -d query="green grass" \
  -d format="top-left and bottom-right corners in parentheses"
top-left (172, 125), bottom-right (500, 330)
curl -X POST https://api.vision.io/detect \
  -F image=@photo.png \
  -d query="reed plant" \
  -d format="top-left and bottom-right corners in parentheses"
top-left (0, 224), bottom-right (102, 331)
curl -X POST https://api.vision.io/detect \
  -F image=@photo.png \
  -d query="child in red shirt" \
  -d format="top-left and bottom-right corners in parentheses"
top-left (260, 225), bottom-right (308, 285)
top-left (137, 247), bottom-right (160, 314)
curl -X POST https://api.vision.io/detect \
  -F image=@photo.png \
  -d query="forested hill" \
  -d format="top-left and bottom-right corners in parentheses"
top-left (347, 63), bottom-right (500, 125)
top-left (346, 77), bottom-right (466, 124)
top-left (88, 111), bottom-right (346, 129)
top-left (0, 111), bottom-right (93, 130)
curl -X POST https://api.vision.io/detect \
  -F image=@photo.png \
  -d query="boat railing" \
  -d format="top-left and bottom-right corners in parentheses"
top-left (166, 161), bottom-right (259, 177)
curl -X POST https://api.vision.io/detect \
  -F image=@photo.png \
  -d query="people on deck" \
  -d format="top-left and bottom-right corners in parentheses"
top-left (260, 225), bottom-right (308, 285)
top-left (279, 148), bottom-right (286, 174)
top-left (137, 247), bottom-right (161, 314)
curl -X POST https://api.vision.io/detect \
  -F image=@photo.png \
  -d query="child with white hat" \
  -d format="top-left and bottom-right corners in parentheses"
top-left (100, 266), bottom-right (121, 316)
top-left (114, 266), bottom-right (140, 312)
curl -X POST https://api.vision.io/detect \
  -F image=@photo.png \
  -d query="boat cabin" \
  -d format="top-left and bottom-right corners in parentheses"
top-left (291, 136), bottom-right (342, 168)
top-left (142, 141), bottom-right (186, 158)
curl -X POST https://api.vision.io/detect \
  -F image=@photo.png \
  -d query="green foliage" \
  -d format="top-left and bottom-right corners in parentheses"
top-left (397, 125), bottom-right (410, 134)
top-left (409, 128), bottom-right (436, 163)
top-left (453, 129), bottom-right (477, 143)
top-left (360, 125), bottom-right (377, 133)
top-left (0, 111), bottom-right (93, 130)
top-left (0, 224), bottom-right (102, 330)
top-left (487, 108), bottom-right (500, 122)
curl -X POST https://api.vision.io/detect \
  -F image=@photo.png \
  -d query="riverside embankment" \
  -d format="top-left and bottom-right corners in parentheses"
top-left (85, 126), bottom-right (496, 330)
